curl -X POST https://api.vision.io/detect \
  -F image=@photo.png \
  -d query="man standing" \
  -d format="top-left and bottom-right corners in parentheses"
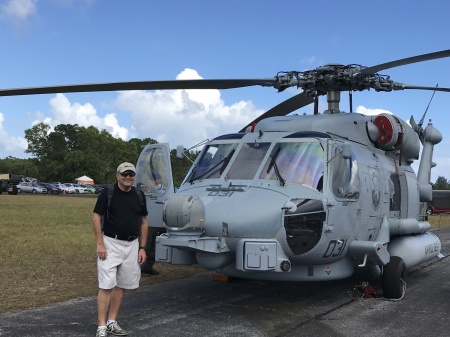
top-left (92, 162), bottom-right (148, 337)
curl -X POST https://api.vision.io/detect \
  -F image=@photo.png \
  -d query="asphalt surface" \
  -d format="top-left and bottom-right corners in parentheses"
top-left (1, 226), bottom-right (449, 337)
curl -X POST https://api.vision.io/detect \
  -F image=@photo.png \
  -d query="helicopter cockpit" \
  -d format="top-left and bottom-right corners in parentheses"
top-left (183, 132), bottom-right (360, 202)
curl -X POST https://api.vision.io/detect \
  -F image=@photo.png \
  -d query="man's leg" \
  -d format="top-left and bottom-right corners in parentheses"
top-left (97, 288), bottom-right (112, 326)
top-left (108, 287), bottom-right (125, 321)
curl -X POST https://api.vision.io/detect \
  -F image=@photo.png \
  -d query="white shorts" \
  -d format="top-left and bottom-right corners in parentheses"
top-left (98, 235), bottom-right (141, 290)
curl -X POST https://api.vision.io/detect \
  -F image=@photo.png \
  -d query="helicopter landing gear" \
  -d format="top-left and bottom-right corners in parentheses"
top-left (382, 256), bottom-right (406, 299)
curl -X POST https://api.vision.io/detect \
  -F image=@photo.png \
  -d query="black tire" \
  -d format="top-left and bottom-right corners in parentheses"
top-left (8, 185), bottom-right (18, 195)
top-left (382, 256), bottom-right (407, 299)
top-left (426, 207), bottom-right (433, 216)
top-left (17, 188), bottom-right (22, 193)
top-left (32, 189), bottom-right (37, 194)
top-left (75, 190), bottom-right (79, 194)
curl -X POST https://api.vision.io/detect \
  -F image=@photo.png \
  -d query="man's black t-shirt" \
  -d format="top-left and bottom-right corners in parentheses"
top-left (94, 184), bottom-right (148, 237)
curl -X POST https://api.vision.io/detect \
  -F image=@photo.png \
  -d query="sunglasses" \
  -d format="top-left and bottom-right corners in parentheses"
top-left (120, 171), bottom-right (136, 177)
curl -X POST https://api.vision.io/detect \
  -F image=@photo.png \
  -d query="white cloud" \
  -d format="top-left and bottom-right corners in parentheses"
top-left (301, 56), bottom-right (319, 65)
top-left (0, 112), bottom-right (28, 157)
top-left (355, 105), bottom-right (392, 116)
top-left (1, 0), bottom-right (37, 24)
top-left (115, 68), bottom-right (263, 148)
top-left (31, 93), bottom-right (128, 139)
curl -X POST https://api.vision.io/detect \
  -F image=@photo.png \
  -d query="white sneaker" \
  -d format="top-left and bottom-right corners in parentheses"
top-left (95, 327), bottom-right (107, 337)
top-left (107, 321), bottom-right (128, 336)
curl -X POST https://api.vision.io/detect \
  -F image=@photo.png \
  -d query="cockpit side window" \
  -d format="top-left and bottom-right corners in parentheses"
top-left (331, 147), bottom-right (360, 200)
top-left (259, 142), bottom-right (324, 190)
top-left (226, 142), bottom-right (270, 179)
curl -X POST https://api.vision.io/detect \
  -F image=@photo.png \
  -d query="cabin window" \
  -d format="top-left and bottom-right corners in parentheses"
top-left (389, 173), bottom-right (401, 211)
top-left (189, 143), bottom-right (238, 181)
top-left (331, 148), bottom-right (360, 199)
top-left (227, 142), bottom-right (271, 179)
top-left (259, 142), bottom-right (324, 190)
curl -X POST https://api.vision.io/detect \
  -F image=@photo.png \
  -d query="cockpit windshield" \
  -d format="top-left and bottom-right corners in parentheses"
top-left (259, 142), bottom-right (324, 190)
top-left (188, 143), bottom-right (238, 181)
top-left (226, 142), bottom-right (271, 179)
top-left (186, 140), bottom-right (325, 190)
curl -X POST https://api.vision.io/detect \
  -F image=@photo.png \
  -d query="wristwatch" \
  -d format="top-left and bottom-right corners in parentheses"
top-left (139, 246), bottom-right (146, 250)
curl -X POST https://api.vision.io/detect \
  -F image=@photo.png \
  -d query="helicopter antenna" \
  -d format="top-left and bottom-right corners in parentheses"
top-left (419, 83), bottom-right (438, 127)
top-left (414, 84), bottom-right (438, 144)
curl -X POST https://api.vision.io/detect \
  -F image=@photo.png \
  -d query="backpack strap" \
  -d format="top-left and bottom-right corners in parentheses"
top-left (104, 184), bottom-right (115, 221)
top-left (134, 186), bottom-right (145, 212)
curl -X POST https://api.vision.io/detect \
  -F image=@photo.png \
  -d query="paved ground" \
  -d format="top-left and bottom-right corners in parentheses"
top-left (1, 226), bottom-right (449, 337)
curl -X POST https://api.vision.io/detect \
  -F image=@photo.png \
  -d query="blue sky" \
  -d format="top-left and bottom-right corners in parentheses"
top-left (0, 0), bottom-right (449, 182)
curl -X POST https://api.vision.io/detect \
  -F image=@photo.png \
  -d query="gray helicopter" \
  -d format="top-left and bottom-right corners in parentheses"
top-left (2, 50), bottom-right (449, 299)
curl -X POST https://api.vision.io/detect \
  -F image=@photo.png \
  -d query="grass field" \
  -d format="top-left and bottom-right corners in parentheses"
top-left (0, 194), bottom-right (205, 314)
top-left (0, 194), bottom-right (449, 314)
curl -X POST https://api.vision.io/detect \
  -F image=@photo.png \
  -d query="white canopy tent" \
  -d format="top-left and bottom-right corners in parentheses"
top-left (75, 175), bottom-right (94, 185)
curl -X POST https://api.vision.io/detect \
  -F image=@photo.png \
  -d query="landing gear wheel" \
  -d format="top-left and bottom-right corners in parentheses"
top-left (382, 256), bottom-right (406, 299)
top-left (426, 207), bottom-right (433, 216)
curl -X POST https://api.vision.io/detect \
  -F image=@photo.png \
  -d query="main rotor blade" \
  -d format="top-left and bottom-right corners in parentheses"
top-left (358, 49), bottom-right (450, 76)
top-left (402, 84), bottom-right (450, 92)
top-left (239, 92), bottom-right (314, 132)
top-left (0, 78), bottom-right (277, 97)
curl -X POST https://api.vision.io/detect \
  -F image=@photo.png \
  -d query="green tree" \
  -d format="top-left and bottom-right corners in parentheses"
top-left (170, 149), bottom-right (199, 187)
top-left (24, 123), bottom-right (51, 159)
top-left (10, 123), bottom-right (180, 184)
top-left (433, 176), bottom-right (450, 190)
top-left (0, 156), bottom-right (39, 178)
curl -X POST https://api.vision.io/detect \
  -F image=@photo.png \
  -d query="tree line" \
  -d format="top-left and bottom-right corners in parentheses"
top-left (1, 122), bottom-right (449, 189)
top-left (0, 123), bottom-right (196, 187)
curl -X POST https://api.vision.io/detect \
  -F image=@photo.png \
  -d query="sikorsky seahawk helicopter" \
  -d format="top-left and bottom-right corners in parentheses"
top-left (2, 50), bottom-right (450, 299)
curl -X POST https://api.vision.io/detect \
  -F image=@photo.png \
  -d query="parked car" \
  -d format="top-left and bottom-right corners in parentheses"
top-left (94, 184), bottom-right (109, 194)
top-left (17, 182), bottom-right (47, 194)
top-left (80, 183), bottom-right (96, 194)
top-left (64, 183), bottom-right (89, 194)
top-left (53, 183), bottom-right (70, 194)
top-left (39, 183), bottom-right (62, 194)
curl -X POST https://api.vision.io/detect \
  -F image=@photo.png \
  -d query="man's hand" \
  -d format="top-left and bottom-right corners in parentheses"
top-left (97, 242), bottom-right (107, 260)
top-left (138, 249), bottom-right (147, 265)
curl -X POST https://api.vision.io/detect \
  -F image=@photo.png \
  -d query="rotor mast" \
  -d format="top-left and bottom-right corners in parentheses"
top-left (325, 90), bottom-right (341, 113)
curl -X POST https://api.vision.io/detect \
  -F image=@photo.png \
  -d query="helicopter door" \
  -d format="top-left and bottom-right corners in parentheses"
top-left (134, 143), bottom-right (174, 228)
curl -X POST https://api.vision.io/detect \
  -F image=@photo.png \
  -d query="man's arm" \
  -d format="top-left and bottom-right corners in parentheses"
top-left (92, 212), bottom-right (106, 260)
top-left (138, 216), bottom-right (149, 265)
